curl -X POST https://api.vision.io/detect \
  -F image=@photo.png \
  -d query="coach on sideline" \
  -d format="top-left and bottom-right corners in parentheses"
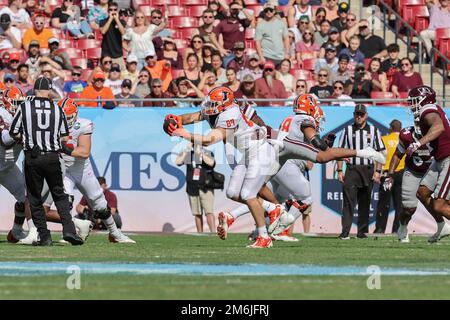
top-left (9, 77), bottom-right (83, 246)
top-left (336, 104), bottom-right (386, 239)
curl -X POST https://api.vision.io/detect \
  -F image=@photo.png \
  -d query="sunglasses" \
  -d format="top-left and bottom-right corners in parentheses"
top-left (193, 40), bottom-right (203, 44)
top-left (146, 56), bottom-right (155, 59)
top-left (401, 63), bottom-right (410, 66)
top-left (136, 16), bottom-right (145, 19)
top-left (139, 74), bottom-right (149, 78)
top-left (300, 21), bottom-right (308, 24)
top-left (203, 15), bottom-right (213, 19)
top-left (297, 84), bottom-right (306, 88)
top-left (5, 78), bottom-right (14, 82)
top-left (94, 78), bottom-right (105, 81)
top-left (72, 73), bottom-right (81, 76)
top-left (304, 32), bottom-right (312, 35)
top-left (265, 8), bottom-right (274, 13)
top-left (10, 60), bottom-right (19, 63)
top-left (122, 85), bottom-right (131, 89)
top-left (347, 18), bottom-right (355, 21)
top-left (64, 0), bottom-right (73, 2)
top-left (109, 8), bottom-right (118, 12)
top-left (265, 68), bottom-right (274, 72)
top-left (319, 74), bottom-right (328, 77)
top-left (354, 112), bottom-right (366, 117)
top-left (152, 85), bottom-right (162, 88)
top-left (35, 22), bottom-right (44, 25)
top-left (152, 16), bottom-right (162, 19)
top-left (334, 86), bottom-right (343, 90)
top-left (110, 68), bottom-right (120, 72)
top-left (103, 60), bottom-right (112, 64)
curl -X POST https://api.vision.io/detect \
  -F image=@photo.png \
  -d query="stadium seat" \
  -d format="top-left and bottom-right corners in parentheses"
top-left (58, 39), bottom-right (75, 49)
top-left (180, 0), bottom-right (207, 5)
top-left (435, 28), bottom-right (450, 50)
top-left (178, 27), bottom-right (198, 40)
top-left (165, 6), bottom-right (188, 17)
top-left (245, 48), bottom-right (257, 56)
top-left (86, 47), bottom-right (102, 60)
top-left (134, 0), bottom-right (152, 5)
top-left (76, 39), bottom-right (102, 50)
top-left (188, 5), bottom-right (208, 17)
top-left (152, 0), bottom-right (178, 6)
top-left (169, 16), bottom-right (199, 28)
top-left (245, 40), bottom-right (256, 50)
top-left (62, 48), bottom-right (83, 59)
top-left (140, 5), bottom-right (154, 17)
top-left (71, 58), bottom-right (88, 69)
top-left (247, 4), bottom-right (264, 15)
top-left (364, 58), bottom-right (371, 70)
top-left (291, 69), bottom-right (312, 80)
top-left (412, 6), bottom-right (430, 34)
top-left (172, 69), bottom-right (185, 79)
top-left (370, 91), bottom-right (395, 105)
top-left (81, 69), bottom-right (91, 80)
top-left (67, 92), bottom-right (81, 99)
top-left (398, 0), bottom-right (425, 17)
top-left (47, 0), bottom-right (62, 5)
top-left (173, 38), bottom-right (189, 48)
top-left (245, 28), bottom-right (255, 40)
top-left (302, 58), bottom-right (316, 71)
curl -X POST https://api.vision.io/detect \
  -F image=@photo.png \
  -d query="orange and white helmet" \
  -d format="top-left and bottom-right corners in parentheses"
top-left (201, 86), bottom-right (234, 116)
top-left (313, 105), bottom-right (326, 131)
top-left (58, 97), bottom-right (78, 128)
top-left (293, 94), bottom-right (317, 117)
top-left (3, 86), bottom-right (24, 115)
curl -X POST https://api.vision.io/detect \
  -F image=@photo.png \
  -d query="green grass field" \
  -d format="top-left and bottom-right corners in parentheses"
top-left (1, 232), bottom-right (450, 299)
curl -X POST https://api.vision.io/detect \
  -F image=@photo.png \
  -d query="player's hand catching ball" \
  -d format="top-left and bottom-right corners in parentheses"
top-left (163, 114), bottom-right (182, 136)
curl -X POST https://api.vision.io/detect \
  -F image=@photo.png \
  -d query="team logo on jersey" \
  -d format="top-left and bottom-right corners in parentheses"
top-left (321, 117), bottom-right (389, 226)
top-left (73, 122), bottom-right (80, 130)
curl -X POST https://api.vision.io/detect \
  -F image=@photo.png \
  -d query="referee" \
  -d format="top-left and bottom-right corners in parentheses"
top-left (9, 77), bottom-right (83, 246)
top-left (336, 104), bottom-right (386, 239)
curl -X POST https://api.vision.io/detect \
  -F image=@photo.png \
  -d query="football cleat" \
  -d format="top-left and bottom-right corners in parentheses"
top-left (399, 235), bottom-right (410, 243)
top-left (7, 228), bottom-right (27, 243)
top-left (247, 229), bottom-right (257, 241)
top-left (18, 227), bottom-right (38, 245)
top-left (271, 229), bottom-right (299, 242)
top-left (270, 210), bottom-right (296, 236)
top-left (428, 223), bottom-right (450, 243)
top-left (217, 211), bottom-right (234, 240)
top-left (246, 236), bottom-right (273, 248)
top-left (108, 232), bottom-right (136, 244)
top-left (73, 218), bottom-right (93, 241)
top-left (267, 204), bottom-right (285, 234)
top-left (397, 224), bottom-right (409, 243)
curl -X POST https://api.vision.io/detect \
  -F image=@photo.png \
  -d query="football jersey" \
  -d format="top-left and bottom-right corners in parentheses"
top-left (0, 107), bottom-right (22, 172)
top-left (419, 104), bottom-right (450, 160)
top-left (63, 117), bottom-right (94, 169)
top-left (204, 105), bottom-right (266, 153)
top-left (397, 126), bottom-right (432, 174)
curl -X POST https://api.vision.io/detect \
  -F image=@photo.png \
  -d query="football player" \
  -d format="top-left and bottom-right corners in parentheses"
top-left (383, 121), bottom-right (450, 243)
top-left (19, 98), bottom-right (135, 244)
top-left (406, 85), bottom-right (450, 237)
top-left (0, 86), bottom-right (35, 243)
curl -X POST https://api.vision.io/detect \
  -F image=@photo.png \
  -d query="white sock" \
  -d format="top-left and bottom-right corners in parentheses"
top-left (257, 226), bottom-right (269, 238)
top-left (261, 200), bottom-right (277, 213)
top-left (103, 216), bottom-right (120, 236)
top-left (27, 218), bottom-right (36, 230)
top-left (229, 205), bottom-right (250, 219)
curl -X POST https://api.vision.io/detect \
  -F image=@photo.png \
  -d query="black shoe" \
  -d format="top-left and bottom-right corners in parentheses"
top-left (373, 228), bottom-right (384, 234)
top-left (357, 233), bottom-right (368, 239)
top-left (338, 232), bottom-right (350, 240)
top-left (32, 237), bottom-right (53, 246)
top-left (63, 233), bottom-right (84, 246)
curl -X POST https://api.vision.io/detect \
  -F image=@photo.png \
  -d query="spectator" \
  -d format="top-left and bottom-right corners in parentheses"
top-left (296, 28), bottom-right (320, 66)
top-left (325, 0), bottom-right (339, 21)
top-left (276, 59), bottom-right (295, 94)
top-left (201, 44), bottom-right (216, 72)
top-left (131, 69), bottom-right (152, 98)
top-left (207, 0), bottom-right (226, 22)
top-left (15, 64), bottom-right (33, 94)
top-left (87, 0), bottom-right (109, 30)
top-left (319, 26), bottom-right (345, 58)
top-left (144, 49), bottom-right (172, 92)
top-left (24, 40), bottom-right (41, 80)
top-left (194, 9), bottom-right (217, 44)
top-left (340, 12), bottom-right (357, 47)
top-left (339, 35), bottom-right (365, 71)
top-left (51, 0), bottom-right (94, 39)
top-left (4, 73), bottom-right (15, 89)
top-left (255, 60), bottom-right (288, 106)
top-left (224, 67), bottom-right (240, 92)
top-left (349, 63), bottom-right (373, 100)
top-left (210, 1), bottom-right (251, 66)
top-left (221, 0), bottom-right (255, 25)
top-left (198, 70), bottom-right (218, 95)
top-left (421, 0), bottom-right (450, 58)
top-left (150, 8), bottom-right (171, 38)
top-left (287, 29), bottom-right (298, 61)
top-left (104, 63), bottom-right (123, 95)
top-left (310, 68), bottom-right (333, 99)
top-left (331, 2), bottom-right (349, 33)
top-left (175, 142), bottom-right (216, 233)
top-left (119, 7), bottom-right (134, 27)
top-left (155, 37), bottom-right (183, 70)
top-left (391, 58), bottom-right (423, 97)
top-left (0, 13), bottom-right (21, 50)
top-left (121, 54), bottom-right (139, 85)
top-left (227, 42), bottom-right (248, 72)
top-left (0, 0), bottom-right (31, 28)
top-left (63, 66), bottom-right (88, 95)
top-left (173, 77), bottom-right (204, 108)
top-left (184, 35), bottom-right (205, 69)
top-left (330, 80), bottom-right (355, 107)
top-left (368, 58), bottom-right (388, 92)
top-left (143, 78), bottom-right (174, 107)
top-left (297, 15), bottom-right (311, 35)
top-left (76, 176), bottom-right (123, 230)
top-left (331, 53), bottom-right (352, 85)
top-left (382, 43), bottom-right (401, 90)
top-left (167, 79), bottom-right (179, 97)
top-left (100, 2), bottom-right (126, 70)
top-left (314, 43), bottom-right (339, 77)
top-left (288, 0), bottom-right (313, 28)
top-left (293, 79), bottom-right (308, 97)
top-left (124, 9), bottom-right (160, 71)
top-left (39, 60), bottom-right (66, 99)
top-left (311, 7), bottom-right (327, 33)
top-left (79, 71), bottom-right (116, 108)
top-left (315, 19), bottom-right (331, 47)
top-left (24, 0), bottom-right (51, 18)
top-left (234, 73), bottom-right (257, 99)
top-left (336, 104), bottom-right (385, 239)
top-left (115, 79), bottom-right (140, 107)
top-left (210, 52), bottom-right (227, 85)
top-left (48, 37), bottom-right (72, 70)
top-left (346, 19), bottom-right (387, 60)
top-left (89, 55), bottom-right (112, 84)
top-left (237, 52), bottom-right (262, 81)
top-left (22, 14), bottom-right (54, 51)
top-left (0, 51), bottom-right (20, 82)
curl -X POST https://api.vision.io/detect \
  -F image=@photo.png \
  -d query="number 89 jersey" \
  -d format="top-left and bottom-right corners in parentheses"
top-left (62, 117), bottom-right (94, 169)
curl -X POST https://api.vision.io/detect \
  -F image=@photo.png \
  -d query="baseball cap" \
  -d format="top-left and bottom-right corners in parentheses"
top-left (329, 26), bottom-right (339, 34)
top-left (29, 40), bottom-right (40, 48)
top-left (121, 79), bottom-right (132, 88)
top-left (48, 37), bottom-right (60, 45)
top-left (4, 73), bottom-right (14, 81)
top-left (93, 71), bottom-right (106, 80)
top-left (263, 60), bottom-right (275, 70)
top-left (354, 104), bottom-right (367, 114)
top-left (243, 74), bottom-right (255, 82)
top-left (34, 77), bottom-right (53, 91)
top-left (0, 13), bottom-right (11, 24)
top-left (324, 43), bottom-right (337, 52)
top-left (249, 53), bottom-right (259, 61)
top-left (338, 53), bottom-right (350, 62)
top-left (233, 42), bottom-right (245, 50)
top-left (144, 48), bottom-right (156, 58)
top-left (110, 63), bottom-right (121, 72)
top-left (338, 2), bottom-right (350, 13)
top-left (126, 54), bottom-right (138, 64)
top-left (9, 52), bottom-right (20, 62)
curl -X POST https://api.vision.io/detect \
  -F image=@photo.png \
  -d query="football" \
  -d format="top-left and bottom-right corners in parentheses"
top-left (163, 118), bottom-right (179, 135)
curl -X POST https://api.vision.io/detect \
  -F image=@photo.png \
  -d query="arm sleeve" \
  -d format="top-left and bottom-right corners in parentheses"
top-left (338, 127), bottom-right (348, 149)
top-left (79, 196), bottom-right (88, 206)
top-left (9, 108), bottom-right (22, 136)
top-left (374, 127), bottom-right (385, 151)
top-left (59, 107), bottom-right (69, 137)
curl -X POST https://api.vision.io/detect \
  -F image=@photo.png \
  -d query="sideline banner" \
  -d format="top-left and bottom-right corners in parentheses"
top-left (0, 107), bottom-right (439, 234)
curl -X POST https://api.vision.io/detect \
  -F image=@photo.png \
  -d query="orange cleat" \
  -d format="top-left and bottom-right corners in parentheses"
top-left (267, 204), bottom-right (283, 234)
top-left (217, 212), bottom-right (234, 240)
top-left (271, 229), bottom-right (299, 242)
top-left (246, 236), bottom-right (273, 248)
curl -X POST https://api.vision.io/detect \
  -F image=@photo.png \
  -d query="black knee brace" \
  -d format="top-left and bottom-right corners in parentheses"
top-left (14, 201), bottom-right (25, 217)
top-left (95, 206), bottom-right (112, 220)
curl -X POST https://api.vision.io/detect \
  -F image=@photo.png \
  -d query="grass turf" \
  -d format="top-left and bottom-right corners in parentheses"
top-left (1, 232), bottom-right (450, 299)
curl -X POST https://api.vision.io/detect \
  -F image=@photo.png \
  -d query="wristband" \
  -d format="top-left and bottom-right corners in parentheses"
top-left (1, 130), bottom-right (15, 146)
top-left (61, 143), bottom-right (74, 156)
top-left (337, 169), bottom-right (342, 173)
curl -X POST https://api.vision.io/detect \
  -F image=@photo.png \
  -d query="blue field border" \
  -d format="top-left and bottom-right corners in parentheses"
top-left (1, 262), bottom-right (450, 277)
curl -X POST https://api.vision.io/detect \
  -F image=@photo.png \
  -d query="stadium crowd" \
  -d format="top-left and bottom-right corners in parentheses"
top-left (0, 0), bottom-right (442, 107)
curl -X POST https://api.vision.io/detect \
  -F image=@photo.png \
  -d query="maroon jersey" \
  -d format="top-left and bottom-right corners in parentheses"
top-left (419, 104), bottom-right (450, 160)
top-left (397, 127), bottom-right (432, 174)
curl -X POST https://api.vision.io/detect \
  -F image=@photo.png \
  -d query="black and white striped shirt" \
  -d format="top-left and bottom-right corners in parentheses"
top-left (9, 97), bottom-right (69, 152)
top-left (338, 123), bottom-right (385, 166)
